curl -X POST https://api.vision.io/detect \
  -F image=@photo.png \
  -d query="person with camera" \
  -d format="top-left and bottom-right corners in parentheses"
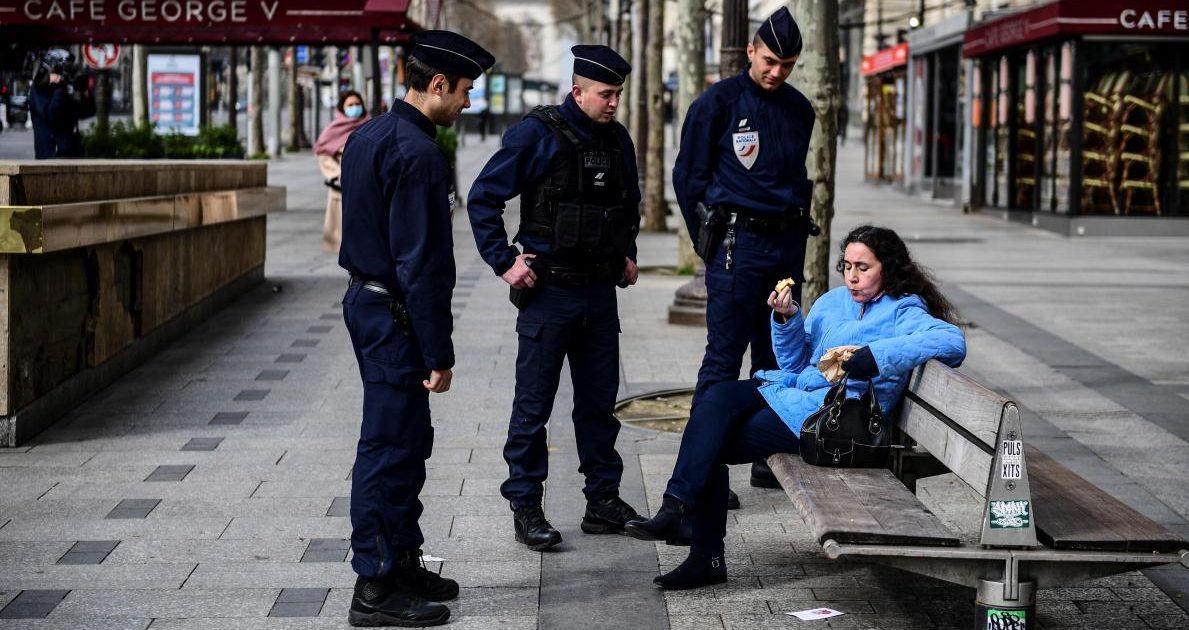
top-left (625, 225), bottom-right (966, 589)
top-left (314, 90), bottom-right (368, 252)
top-left (29, 50), bottom-right (83, 159)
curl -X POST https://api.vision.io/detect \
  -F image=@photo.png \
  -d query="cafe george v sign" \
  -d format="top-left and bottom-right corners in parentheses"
top-left (0, 0), bottom-right (416, 43)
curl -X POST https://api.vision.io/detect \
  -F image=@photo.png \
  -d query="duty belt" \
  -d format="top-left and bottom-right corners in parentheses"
top-left (538, 262), bottom-right (619, 287)
top-left (724, 208), bottom-right (803, 232)
top-left (349, 276), bottom-right (393, 296)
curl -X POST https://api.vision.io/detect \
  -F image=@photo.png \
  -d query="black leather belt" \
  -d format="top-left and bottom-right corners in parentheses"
top-left (349, 276), bottom-right (393, 296)
top-left (730, 211), bottom-right (800, 232)
top-left (539, 262), bottom-right (619, 287)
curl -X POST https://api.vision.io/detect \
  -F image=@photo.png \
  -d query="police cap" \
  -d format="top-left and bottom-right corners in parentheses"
top-left (756, 7), bottom-right (803, 60)
top-left (571, 45), bottom-right (631, 86)
top-left (411, 30), bottom-right (495, 81)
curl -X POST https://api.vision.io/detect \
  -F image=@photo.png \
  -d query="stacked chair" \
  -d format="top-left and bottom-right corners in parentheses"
top-left (1080, 70), bottom-right (1128, 214)
top-left (1118, 72), bottom-right (1170, 215)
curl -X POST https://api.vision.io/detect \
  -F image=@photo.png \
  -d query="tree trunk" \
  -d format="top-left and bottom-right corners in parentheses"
top-left (249, 46), bottom-right (265, 156)
top-left (631, 0), bottom-right (648, 175)
top-left (788, 0), bottom-right (841, 311)
top-left (132, 45), bottom-right (148, 126)
top-left (228, 46), bottom-right (239, 132)
top-left (616, 0), bottom-right (633, 133)
top-left (675, 0), bottom-right (707, 268)
top-left (642, 0), bottom-right (666, 232)
top-left (719, 0), bottom-right (749, 78)
top-left (287, 46), bottom-right (300, 151)
top-left (95, 71), bottom-right (111, 133)
top-left (268, 47), bottom-right (282, 156)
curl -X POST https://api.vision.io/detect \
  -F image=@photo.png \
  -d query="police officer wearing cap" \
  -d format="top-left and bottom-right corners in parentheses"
top-left (673, 7), bottom-right (815, 498)
top-left (466, 45), bottom-right (643, 552)
top-left (339, 30), bottom-right (493, 627)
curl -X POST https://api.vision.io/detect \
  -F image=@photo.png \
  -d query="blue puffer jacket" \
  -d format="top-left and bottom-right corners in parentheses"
top-left (755, 286), bottom-right (967, 433)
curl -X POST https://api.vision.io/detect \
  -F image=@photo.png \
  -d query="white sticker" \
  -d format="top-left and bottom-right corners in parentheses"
top-left (787, 608), bottom-right (844, 621)
top-left (1000, 440), bottom-right (1023, 479)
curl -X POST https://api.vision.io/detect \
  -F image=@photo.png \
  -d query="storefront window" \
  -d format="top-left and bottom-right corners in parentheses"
top-left (1014, 51), bottom-right (1038, 210)
top-left (863, 71), bottom-right (907, 183)
top-left (1081, 43), bottom-right (1182, 216)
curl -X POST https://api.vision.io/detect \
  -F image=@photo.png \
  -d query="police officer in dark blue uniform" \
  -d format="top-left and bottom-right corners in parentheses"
top-left (339, 30), bottom-right (494, 628)
top-left (674, 8), bottom-right (815, 496)
top-left (467, 45), bottom-right (643, 552)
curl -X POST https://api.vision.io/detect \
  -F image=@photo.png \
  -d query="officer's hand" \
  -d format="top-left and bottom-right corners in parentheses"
top-left (622, 257), bottom-right (639, 286)
top-left (424, 369), bottom-right (452, 393)
top-left (501, 254), bottom-right (538, 289)
top-left (767, 288), bottom-right (800, 319)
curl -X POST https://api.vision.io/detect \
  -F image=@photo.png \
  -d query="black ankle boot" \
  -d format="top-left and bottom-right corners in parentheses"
top-left (624, 495), bottom-right (691, 546)
top-left (348, 575), bottom-right (450, 627)
top-left (390, 549), bottom-right (459, 602)
top-left (750, 459), bottom-right (780, 488)
top-left (653, 552), bottom-right (728, 590)
top-left (512, 504), bottom-right (562, 551)
top-left (581, 496), bottom-right (642, 535)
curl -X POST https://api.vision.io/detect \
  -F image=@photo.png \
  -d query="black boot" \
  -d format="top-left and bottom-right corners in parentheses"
top-left (390, 549), bottom-right (459, 602)
top-left (750, 459), bottom-right (780, 488)
top-left (624, 495), bottom-right (691, 546)
top-left (726, 488), bottom-right (741, 510)
top-left (348, 576), bottom-right (450, 627)
top-left (581, 496), bottom-right (642, 535)
top-left (512, 504), bottom-right (562, 551)
top-left (653, 551), bottom-right (728, 590)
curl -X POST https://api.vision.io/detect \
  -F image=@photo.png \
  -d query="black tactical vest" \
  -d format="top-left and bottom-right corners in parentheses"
top-left (519, 105), bottom-right (634, 267)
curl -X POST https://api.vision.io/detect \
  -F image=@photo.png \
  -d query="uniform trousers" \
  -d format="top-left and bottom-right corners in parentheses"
top-left (502, 281), bottom-right (624, 508)
top-left (664, 380), bottom-right (800, 555)
top-left (696, 225), bottom-right (805, 402)
top-left (342, 283), bottom-right (434, 578)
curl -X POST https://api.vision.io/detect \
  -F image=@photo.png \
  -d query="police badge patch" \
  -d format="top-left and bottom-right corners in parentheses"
top-left (733, 131), bottom-right (759, 170)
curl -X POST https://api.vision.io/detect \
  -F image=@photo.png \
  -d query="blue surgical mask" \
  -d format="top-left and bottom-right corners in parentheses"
top-left (344, 105), bottom-right (364, 119)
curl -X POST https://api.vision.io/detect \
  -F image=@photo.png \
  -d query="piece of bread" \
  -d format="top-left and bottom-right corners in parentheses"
top-left (774, 277), bottom-right (796, 294)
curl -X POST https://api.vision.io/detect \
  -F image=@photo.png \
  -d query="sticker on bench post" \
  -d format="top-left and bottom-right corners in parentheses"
top-left (1000, 440), bottom-right (1023, 479)
top-left (986, 608), bottom-right (1026, 630)
top-left (989, 500), bottom-right (1031, 529)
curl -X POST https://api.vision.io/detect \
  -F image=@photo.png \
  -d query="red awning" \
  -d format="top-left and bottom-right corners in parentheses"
top-left (964, 0), bottom-right (1189, 58)
top-left (860, 43), bottom-right (908, 77)
top-left (0, 0), bottom-right (418, 45)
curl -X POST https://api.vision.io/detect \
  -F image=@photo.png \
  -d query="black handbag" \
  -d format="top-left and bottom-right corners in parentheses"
top-left (799, 374), bottom-right (891, 468)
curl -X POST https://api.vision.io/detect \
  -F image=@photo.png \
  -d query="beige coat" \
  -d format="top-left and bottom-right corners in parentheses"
top-left (318, 153), bottom-right (342, 252)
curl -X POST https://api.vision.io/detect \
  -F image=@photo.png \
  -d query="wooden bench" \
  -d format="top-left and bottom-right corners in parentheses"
top-left (768, 360), bottom-right (1188, 629)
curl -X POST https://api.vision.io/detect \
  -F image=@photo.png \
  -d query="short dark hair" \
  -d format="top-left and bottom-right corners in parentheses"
top-left (836, 225), bottom-right (961, 325)
top-left (405, 55), bottom-right (462, 93)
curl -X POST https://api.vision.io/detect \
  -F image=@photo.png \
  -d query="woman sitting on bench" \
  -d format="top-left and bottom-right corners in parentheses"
top-left (625, 225), bottom-right (967, 589)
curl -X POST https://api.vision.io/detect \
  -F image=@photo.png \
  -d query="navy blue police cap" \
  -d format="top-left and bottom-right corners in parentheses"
top-left (571, 45), bottom-right (631, 86)
top-left (756, 7), bottom-right (803, 60)
top-left (411, 30), bottom-right (495, 81)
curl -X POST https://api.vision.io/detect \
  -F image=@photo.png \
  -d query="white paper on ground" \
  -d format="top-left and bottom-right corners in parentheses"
top-left (419, 554), bottom-right (446, 562)
top-left (787, 607), bottom-right (844, 621)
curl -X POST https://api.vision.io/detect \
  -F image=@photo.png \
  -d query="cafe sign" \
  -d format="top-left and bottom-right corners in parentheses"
top-left (964, 0), bottom-right (1188, 58)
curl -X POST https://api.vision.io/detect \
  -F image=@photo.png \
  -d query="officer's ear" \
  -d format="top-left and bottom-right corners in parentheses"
top-left (431, 74), bottom-right (448, 96)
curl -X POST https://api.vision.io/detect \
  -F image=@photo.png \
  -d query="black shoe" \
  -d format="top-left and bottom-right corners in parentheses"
top-left (348, 576), bottom-right (450, 627)
top-left (581, 496), bottom-right (642, 535)
top-left (726, 488), bottom-right (741, 510)
top-left (624, 495), bottom-right (691, 546)
top-left (750, 460), bottom-right (781, 489)
top-left (391, 549), bottom-right (459, 602)
top-left (653, 552), bottom-right (728, 590)
top-left (512, 505), bottom-right (562, 551)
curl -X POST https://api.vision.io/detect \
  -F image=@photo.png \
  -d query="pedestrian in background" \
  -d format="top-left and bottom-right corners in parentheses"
top-left (466, 44), bottom-right (643, 552)
top-left (314, 90), bottom-right (368, 252)
top-left (29, 50), bottom-right (83, 159)
top-left (672, 7), bottom-right (816, 505)
top-left (337, 30), bottom-right (493, 628)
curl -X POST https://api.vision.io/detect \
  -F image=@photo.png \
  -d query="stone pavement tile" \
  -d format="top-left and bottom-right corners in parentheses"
top-left (1141, 613), bottom-right (1189, 629)
top-left (425, 535), bottom-right (530, 562)
top-left (819, 612), bottom-right (937, 628)
top-left (0, 542), bottom-right (75, 566)
top-left (3, 500), bottom-right (120, 521)
top-left (151, 498), bottom-right (335, 520)
top-left (423, 495), bottom-right (516, 516)
top-left (0, 619), bottom-right (150, 630)
top-left (662, 597), bottom-right (772, 616)
top-left (0, 452), bottom-right (96, 467)
top-left (426, 447), bottom-right (475, 464)
top-left (0, 467), bottom-right (155, 486)
top-left (0, 483), bottom-right (56, 503)
top-left (184, 464), bottom-right (350, 483)
top-left (1037, 587), bottom-right (1121, 602)
top-left (274, 448), bottom-right (356, 466)
top-left (252, 480), bottom-right (351, 498)
top-left (450, 587), bottom-right (537, 616)
top-left (216, 517), bottom-right (358, 541)
top-left (0, 563), bottom-right (195, 591)
top-left (0, 517), bottom-right (231, 542)
top-left (184, 562), bottom-right (354, 589)
top-left (103, 539), bottom-right (306, 564)
top-left (50, 588), bottom-right (278, 618)
top-left (42, 481), bottom-right (259, 500)
top-left (439, 561), bottom-right (540, 588)
top-left (85, 449), bottom-right (288, 467)
top-left (1079, 597), bottom-right (1187, 617)
top-left (668, 615), bottom-right (726, 630)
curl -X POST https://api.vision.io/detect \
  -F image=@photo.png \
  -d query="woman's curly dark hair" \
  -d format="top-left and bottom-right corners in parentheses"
top-left (835, 225), bottom-right (961, 325)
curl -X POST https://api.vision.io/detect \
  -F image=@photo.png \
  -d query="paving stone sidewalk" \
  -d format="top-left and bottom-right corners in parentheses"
top-left (1, 129), bottom-right (1187, 629)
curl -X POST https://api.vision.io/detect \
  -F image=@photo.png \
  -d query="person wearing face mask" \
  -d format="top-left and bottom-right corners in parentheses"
top-left (314, 90), bottom-right (368, 252)
top-left (672, 6), bottom-right (819, 508)
top-left (338, 31), bottom-right (493, 627)
top-left (625, 225), bottom-right (966, 589)
top-left (466, 44), bottom-right (643, 552)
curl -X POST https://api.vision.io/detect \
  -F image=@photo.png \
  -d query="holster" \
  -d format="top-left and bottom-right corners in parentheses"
top-left (694, 202), bottom-right (727, 261)
top-left (388, 298), bottom-right (414, 335)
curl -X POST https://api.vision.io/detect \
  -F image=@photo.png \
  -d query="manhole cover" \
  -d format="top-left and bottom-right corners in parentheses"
top-left (615, 388), bottom-right (694, 433)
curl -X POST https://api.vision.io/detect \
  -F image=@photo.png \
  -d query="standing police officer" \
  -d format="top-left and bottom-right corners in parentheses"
top-left (674, 8), bottom-right (815, 496)
top-left (339, 31), bottom-right (494, 627)
top-left (467, 45), bottom-right (643, 552)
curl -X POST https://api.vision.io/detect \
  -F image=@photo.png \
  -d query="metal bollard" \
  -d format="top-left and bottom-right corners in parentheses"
top-left (974, 578), bottom-right (1035, 630)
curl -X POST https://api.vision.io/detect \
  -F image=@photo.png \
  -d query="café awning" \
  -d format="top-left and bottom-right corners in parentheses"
top-left (964, 0), bottom-right (1188, 58)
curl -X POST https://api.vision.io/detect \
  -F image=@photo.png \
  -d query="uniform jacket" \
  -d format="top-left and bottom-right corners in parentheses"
top-left (672, 69), bottom-right (815, 240)
top-left (338, 100), bottom-right (455, 371)
top-left (754, 286), bottom-right (967, 433)
top-left (30, 82), bottom-right (82, 159)
top-left (466, 94), bottom-right (641, 276)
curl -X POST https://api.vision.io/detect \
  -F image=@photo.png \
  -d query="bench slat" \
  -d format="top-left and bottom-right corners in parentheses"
top-left (769, 453), bottom-right (961, 547)
top-left (904, 361), bottom-right (1005, 447)
top-left (1027, 445), bottom-right (1186, 553)
top-left (898, 397), bottom-right (995, 496)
